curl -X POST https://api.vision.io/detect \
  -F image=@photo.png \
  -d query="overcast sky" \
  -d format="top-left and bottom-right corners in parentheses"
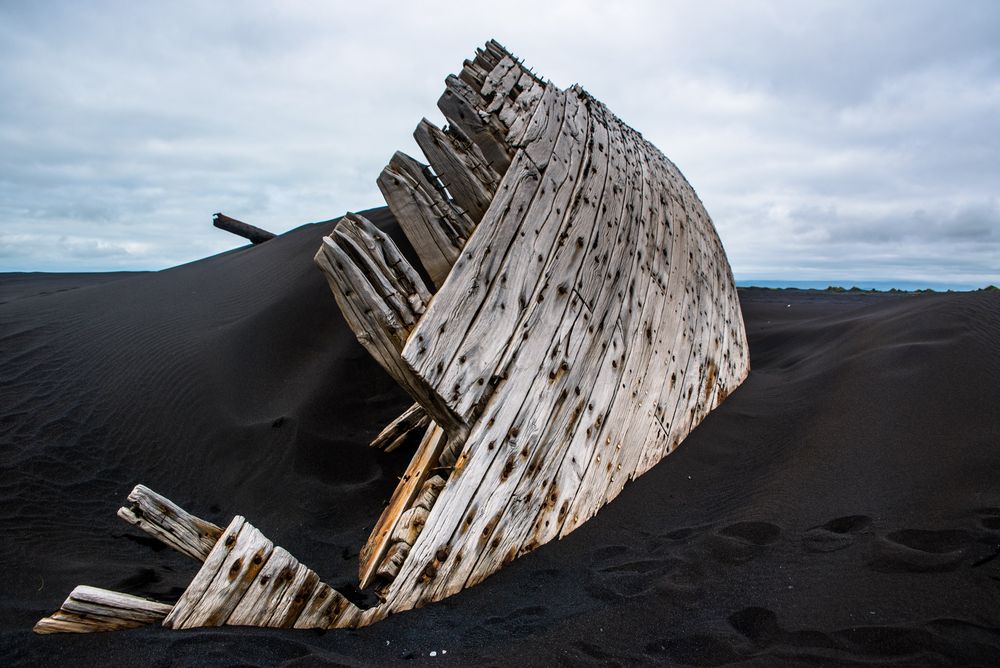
top-left (1, 1), bottom-right (997, 287)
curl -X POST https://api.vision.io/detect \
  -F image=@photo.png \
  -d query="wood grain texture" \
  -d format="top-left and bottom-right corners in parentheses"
top-left (117, 484), bottom-right (222, 561)
top-left (37, 38), bottom-right (749, 638)
top-left (319, 40), bottom-right (750, 623)
top-left (34, 586), bottom-right (173, 634)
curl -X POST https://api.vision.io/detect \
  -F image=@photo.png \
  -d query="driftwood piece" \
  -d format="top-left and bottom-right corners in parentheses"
top-left (117, 484), bottom-right (222, 561)
top-left (34, 586), bottom-right (173, 634)
top-left (212, 213), bottom-right (276, 244)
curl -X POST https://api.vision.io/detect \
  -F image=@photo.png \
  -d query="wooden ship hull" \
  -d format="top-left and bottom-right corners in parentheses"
top-left (36, 40), bottom-right (749, 634)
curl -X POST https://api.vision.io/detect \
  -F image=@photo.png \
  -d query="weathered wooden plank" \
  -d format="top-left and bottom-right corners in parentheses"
top-left (117, 484), bottom-right (223, 562)
top-left (466, 105), bottom-right (622, 566)
top-left (377, 151), bottom-right (472, 287)
top-left (370, 403), bottom-right (429, 452)
top-left (163, 517), bottom-right (273, 629)
top-left (438, 75), bottom-right (512, 174)
top-left (516, 109), bottom-right (640, 549)
top-left (399, 84), bottom-right (561, 394)
top-left (226, 546), bottom-right (300, 627)
top-left (358, 424), bottom-right (446, 589)
top-left (464, 109), bottom-right (650, 581)
top-left (426, 89), bottom-right (590, 420)
top-left (414, 118), bottom-right (499, 223)
top-left (34, 586), bottom-right (172, 634)
top-left (261, 564), bottom-right (319, 628)
top-left (314, 223), bottom-right (466, 438)
top-left (293, 583), bottom-right (360, 629)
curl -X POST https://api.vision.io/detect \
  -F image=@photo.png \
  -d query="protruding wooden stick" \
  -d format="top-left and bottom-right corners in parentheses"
top-left (370, 403), bottom-right (430, 452)
top-left (34, 586), bottom-right (173, 634)
top-left (117, 484), bottom-right (223, 562)
top-left (212, 213), bottom-right (276, 244)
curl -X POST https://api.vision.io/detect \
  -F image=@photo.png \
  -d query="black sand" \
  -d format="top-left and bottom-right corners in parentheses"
top-left (3, 208), bottom-right (999, 666)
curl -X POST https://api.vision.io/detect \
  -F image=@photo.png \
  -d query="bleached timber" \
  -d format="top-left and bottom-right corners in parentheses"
top-left (35, 39), bottom-right (749, 635)
top-left (316, 39), bottom-right (750, 620)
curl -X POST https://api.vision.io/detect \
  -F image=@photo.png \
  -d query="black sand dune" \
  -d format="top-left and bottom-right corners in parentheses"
top-left (2, 208), bottom-right (999, 666)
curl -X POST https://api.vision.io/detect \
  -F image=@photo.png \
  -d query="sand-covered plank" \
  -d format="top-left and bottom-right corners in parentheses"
top-left (34, 586), bottom-right (173, 634)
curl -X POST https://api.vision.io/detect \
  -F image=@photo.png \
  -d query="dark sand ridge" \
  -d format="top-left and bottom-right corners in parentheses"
top-left (2, 209), bottom-right (999, 665)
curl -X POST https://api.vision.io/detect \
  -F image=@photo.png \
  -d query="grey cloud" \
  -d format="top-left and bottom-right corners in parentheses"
top-left (0, 0), bottom-right (997, 286)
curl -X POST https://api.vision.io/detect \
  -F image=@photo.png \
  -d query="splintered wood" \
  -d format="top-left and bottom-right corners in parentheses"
top-left (35, 39), bottom-right (749, 636)
top-left (36, 485), bottom-right (363, 633)
top-left (316, 39), bottom-right (750, 621)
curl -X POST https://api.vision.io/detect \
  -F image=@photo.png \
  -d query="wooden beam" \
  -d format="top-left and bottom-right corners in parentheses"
top-left (212, 213), bottom-right (276, 244)
top-left (34, 586), bottom-right (172, 634)
top-left (117, 484), bottom-right (222, 562)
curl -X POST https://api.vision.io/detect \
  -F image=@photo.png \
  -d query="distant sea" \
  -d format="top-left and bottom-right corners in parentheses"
top-left (735, 279), bottom-right (994, 292)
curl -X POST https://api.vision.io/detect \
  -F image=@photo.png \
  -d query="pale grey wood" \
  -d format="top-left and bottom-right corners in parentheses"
top-left (377, 151), bottom-right (472, 287)
top-left (163, 517), bottom-right (274, 629)
top-left (314, 228), bottom-right (466, 438)
top-left (414, 118), bottom-right (499, 222)
top-left (438, 75), bottom-right (512, 174)
top-left (226, 547), bottom-right (300, 627)
top-left (263, 564), bottom-right (319, 628)
top-left (117, 484), bottom-right (222, 562)
top-left (293, 583), bottom-right (360, 629)
top-left (34, 586), bottom-right (172, 634)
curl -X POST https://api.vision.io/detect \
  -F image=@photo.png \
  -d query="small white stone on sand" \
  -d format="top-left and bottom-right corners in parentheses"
top-left (429, 651), bottom-right (437, 657)
top-left (442, 650), bottom-right (447, 654)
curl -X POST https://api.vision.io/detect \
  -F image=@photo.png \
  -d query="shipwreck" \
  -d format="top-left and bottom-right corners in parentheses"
top-left (36, 39), bottom-right (749, 634)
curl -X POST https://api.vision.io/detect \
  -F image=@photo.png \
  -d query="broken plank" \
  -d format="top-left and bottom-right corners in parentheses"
top-left (117, 484), bottom-right (223, 562)
top-left (34, 586), bottom-right (173, 634)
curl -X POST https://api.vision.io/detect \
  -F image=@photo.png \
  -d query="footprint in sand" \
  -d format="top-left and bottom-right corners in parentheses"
top-left (705, 521), bottom-right (782, 564)
top-left (869, 528), bottom-right (973, 573)
top-left (803, 515), bottom-right (872, 553)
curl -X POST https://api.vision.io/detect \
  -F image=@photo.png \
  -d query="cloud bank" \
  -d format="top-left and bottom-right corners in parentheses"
top-left (1, 1), bottom-right (997, 287)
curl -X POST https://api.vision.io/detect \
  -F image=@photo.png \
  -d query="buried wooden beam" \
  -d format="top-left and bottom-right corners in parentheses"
top-left (212, 213), bottom-right (276, 244)
top-left (34, 586), bottom-right (173, 634)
